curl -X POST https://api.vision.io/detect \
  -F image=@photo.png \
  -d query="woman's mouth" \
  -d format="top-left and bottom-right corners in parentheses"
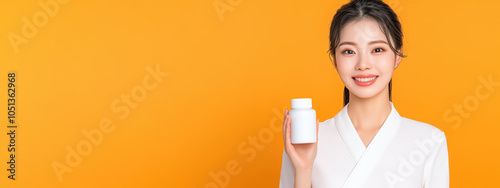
top-left (352, 75), bottom-right (378, 86)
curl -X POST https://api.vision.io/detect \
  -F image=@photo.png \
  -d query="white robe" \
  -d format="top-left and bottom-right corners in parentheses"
top-left (279, 102), bottom-right (449, 188)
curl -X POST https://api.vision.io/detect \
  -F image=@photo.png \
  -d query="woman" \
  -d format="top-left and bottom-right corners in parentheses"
top-left (279, 0), bottom-right (449, 187)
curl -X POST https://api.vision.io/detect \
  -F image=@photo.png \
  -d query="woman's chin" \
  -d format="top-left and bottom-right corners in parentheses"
top-left (347, 87), bottom-right (388, 100)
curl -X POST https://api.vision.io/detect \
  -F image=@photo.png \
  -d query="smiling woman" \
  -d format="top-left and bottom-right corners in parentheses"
top-left (334, 19), bottom-right (401, 104)
top-left (279, 0), bottom-right (450, 187)
top-left (330, 0), bottom-right (405, 106)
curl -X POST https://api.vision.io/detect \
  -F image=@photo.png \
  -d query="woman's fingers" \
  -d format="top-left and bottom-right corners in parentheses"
top-left (285, 114), bottom-right (293, 152)
top-left (282, 109), bottom-right (288, 143)
top-left (315, 119), bottom-right (319, 143)
top-left (282, 110), bottom-right (288, 135)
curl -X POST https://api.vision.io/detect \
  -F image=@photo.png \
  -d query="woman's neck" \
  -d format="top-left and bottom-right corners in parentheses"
top-left (347, 86), bottom-right (392, 130)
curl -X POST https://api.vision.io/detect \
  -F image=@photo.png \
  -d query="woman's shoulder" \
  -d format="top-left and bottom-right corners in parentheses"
top-left (320, 116), bottom-right (335, 124)
top-left (399, 116), bottom-right (446, 140)
top-left (319, 116), bottom-right (336, 128)
top-left (317, 116), bottom-right (338, 135)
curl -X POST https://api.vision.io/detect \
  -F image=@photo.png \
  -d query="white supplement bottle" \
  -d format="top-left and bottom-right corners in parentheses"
top-left (289, 98), bottom-right (316, 144)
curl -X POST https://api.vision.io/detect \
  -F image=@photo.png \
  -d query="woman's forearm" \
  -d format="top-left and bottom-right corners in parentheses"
top-left (294, 168), bottom-right (313, 188)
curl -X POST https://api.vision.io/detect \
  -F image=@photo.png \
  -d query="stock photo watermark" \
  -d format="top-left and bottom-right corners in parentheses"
top-left (213, 0), bottom-right (243, 22)
top-left (386, 0), bottom-right (405, 14)
top-left (6, 72), bottom-right (17, 180)
top-left (384, 130), bottom-right (445, 188)
top-left (50, 64), bottom-right (169, 182)
top-left (443, 73), bottom-right (499, 130)
top-left (201, 107), bottom-right (285, 188)
top-left (7, 0), bottom-right (70, 54)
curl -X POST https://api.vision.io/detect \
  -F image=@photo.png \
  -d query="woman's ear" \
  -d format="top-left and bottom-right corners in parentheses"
top-left (329, 53), bottom-right (338, 69)
top-left (395, 49), bottom-right (402, 69)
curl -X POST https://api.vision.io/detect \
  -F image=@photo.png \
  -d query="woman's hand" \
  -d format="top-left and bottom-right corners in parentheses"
top-left (282, 108), bottom-right (320, 174)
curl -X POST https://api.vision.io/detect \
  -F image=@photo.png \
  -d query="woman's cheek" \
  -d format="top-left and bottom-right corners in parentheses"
top-left (336, 60), bottom-right (354, 83)
top-left (375, 55), bottom-right (395, 72)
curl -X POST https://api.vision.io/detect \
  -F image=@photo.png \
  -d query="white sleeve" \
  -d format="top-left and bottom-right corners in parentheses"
top-left (279, 149), bottom-right (295, 188)
top-left (423, 131), bottom-right (450, 188)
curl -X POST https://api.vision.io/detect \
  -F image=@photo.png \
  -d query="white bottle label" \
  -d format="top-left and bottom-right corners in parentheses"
top-left (290, 109), bottom-right (316, 144)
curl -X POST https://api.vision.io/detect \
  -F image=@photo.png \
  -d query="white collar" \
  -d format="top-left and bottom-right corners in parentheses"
top-left (334, 101), bottom-right (402, 162)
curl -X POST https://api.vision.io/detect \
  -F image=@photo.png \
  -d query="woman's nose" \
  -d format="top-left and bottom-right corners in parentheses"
top-left (355, 54), bottom-right (372, 70)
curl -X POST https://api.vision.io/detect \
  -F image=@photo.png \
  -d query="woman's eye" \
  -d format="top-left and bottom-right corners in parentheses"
top-left (373, 48), bottom-right (384, 53)
top-left (343, 50), bottom-right (354, 54)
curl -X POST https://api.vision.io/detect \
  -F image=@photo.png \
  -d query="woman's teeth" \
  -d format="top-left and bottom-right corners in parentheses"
top-left (354, 76), bottom-right (377, 82)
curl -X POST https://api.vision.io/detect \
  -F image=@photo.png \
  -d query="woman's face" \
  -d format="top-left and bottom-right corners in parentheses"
top-left (334, 18), bottom-right (401, 100)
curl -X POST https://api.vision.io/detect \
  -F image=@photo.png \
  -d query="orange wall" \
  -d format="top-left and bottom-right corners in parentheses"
top-left (1, 0), bottom-right (499, 187)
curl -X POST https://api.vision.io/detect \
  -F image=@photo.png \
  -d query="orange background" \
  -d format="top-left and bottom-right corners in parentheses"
top-left (1, 0), bottom-right (499, 187)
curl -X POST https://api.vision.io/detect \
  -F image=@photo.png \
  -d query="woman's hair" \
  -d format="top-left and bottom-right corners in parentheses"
top-left (328, 0), bottom-right (405, 106)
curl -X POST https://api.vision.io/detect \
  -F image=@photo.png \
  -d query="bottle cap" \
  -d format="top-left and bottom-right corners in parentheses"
top-left (291, 98), bottom-right (312, 108)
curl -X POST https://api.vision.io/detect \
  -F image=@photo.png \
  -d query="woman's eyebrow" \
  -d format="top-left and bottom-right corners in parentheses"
top-left (368, 40), bottom-right (388, 45)
top-left (338, 41), bottom-right (356, 47)
top-left (338, 40), bottom-right (388, 47)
